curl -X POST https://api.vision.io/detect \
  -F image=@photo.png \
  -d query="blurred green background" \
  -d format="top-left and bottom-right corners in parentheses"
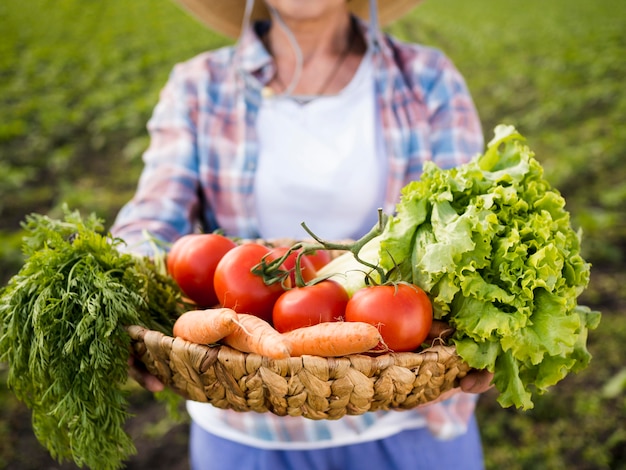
top-left (1, 0), bottom-right (625, 468)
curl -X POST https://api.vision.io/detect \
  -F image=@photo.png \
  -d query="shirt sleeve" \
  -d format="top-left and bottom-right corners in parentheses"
top-left (110, 62), bottom-right (203, 254)
top-left (423, 51), bottom-right (484, 169)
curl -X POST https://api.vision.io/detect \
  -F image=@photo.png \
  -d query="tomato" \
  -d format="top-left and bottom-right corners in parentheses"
top-left (213, 243), bottom-right (289, 323)
top-left (302, 249), bottom-right (332, 271)
top-left (269, 246), bottom-right (317, 286)
top-left (167, 233), bottom-right (237, 307)
top-left (166, 235), bottom-right (194, 276)
top-left (344, 283), bottom-right (433, 352)
top-left (272, 280), bottom-right (348, 333)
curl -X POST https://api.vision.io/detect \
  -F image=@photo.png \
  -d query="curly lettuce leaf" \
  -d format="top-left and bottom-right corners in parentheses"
top-left (379, 125), bottom-right (599, 409)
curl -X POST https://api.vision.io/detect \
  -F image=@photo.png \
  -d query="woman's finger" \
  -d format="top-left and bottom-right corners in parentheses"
top-left (127, 356), bottom-right (165, 392)
top-left (460, 369), bottom-right (494, 394)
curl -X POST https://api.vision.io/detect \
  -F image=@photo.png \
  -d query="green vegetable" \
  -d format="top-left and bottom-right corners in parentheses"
top-left (0, 206), bottom-right (183, 469)
top-left (379, 125), bottom-right (600, 409)
top-left (315, 236), bottom-right (382, 296)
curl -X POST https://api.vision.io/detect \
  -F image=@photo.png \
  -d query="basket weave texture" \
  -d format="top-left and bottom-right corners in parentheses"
top-left (128, 325), bottom-right (471, 420)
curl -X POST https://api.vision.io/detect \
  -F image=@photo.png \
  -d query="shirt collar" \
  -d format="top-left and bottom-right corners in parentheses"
top-left (234, 16), bottom-right (387, 87)
top-left (235, 21), bottom-right (274, 86)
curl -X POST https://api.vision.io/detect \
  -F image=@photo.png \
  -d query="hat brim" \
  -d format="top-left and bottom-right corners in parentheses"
top-left (174, 0), bottom-right (423, 39)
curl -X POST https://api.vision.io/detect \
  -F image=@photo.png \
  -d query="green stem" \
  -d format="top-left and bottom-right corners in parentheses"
top-left (300, 209), bottom-right (389, 283)
top-left (252, 209), bottom-right (390, 287)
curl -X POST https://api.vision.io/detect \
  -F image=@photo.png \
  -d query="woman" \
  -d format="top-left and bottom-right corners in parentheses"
top-left (113, 0), bottom-right (493, 468)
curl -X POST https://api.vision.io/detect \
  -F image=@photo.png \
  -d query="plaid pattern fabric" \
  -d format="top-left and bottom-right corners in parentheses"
top-left (111, 18), bottom-right (483, 249)
top-left (112, 17), bottom-right (484, 445)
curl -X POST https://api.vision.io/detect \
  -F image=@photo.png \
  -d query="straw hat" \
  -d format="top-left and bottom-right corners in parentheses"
top-left (174, 0), bottom-right (423, 38)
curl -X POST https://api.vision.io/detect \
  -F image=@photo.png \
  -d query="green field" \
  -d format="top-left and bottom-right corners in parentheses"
top-left (1, 0), bottom-right (625, 468)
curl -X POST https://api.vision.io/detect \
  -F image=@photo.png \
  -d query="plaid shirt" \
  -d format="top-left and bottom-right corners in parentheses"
top-left (112, 17), bottom-right (484, 445)
top-left (111, 18), bottom-right (483, 247)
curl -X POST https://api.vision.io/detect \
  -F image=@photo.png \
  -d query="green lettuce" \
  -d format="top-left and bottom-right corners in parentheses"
top-left (379, 125), bottom-right (600, 409)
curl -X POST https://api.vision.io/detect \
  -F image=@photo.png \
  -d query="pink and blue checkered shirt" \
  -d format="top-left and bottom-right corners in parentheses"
top-left (112, 17), bottom-right (484, 447)
top-left (111, 18), bottom-right (483, 247)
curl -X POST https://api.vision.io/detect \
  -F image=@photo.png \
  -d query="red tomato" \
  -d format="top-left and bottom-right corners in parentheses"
top-left (302, 249), bottom-right (332, 271)
top-left (213, 243), bottom-right (289, 323)
top-left (272, 280), bottom-right (349, 333)
top-left (167, 233), bottom-right (237, 307)
top-left (269, 246), bottom-right (317, 286)
top-left (166, 235), bottom-right (194, 276)
top-left (345, 283), bottom-right (433, 352)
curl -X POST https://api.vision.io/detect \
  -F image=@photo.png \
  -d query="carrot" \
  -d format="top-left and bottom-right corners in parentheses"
top-left (222, 313), bottom-right (292, 359)
top-left (283, 321), bottom-right (383, 357)
top-left (173, 308), bottom-right (239, 344)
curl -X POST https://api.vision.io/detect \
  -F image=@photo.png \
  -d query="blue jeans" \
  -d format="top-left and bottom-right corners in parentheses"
top-left (189, 416), bottom-right (484, 470)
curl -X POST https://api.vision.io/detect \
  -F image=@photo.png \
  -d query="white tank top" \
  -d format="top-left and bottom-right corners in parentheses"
top-left (254, 52), bottom-right (386, 241)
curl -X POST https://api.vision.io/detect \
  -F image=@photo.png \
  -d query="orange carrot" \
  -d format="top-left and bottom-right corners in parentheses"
top-left (283, 321), bottom-right (383, 357)
top-left (222, 313), bottom-right (292, 359)
top-left (173, 308), bottom-right (239, 344)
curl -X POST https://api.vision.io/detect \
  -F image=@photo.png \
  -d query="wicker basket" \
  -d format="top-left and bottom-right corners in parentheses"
top-left (128, 325), bottom-right (470, 420)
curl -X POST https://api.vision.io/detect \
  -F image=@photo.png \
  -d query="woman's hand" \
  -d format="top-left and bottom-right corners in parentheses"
top-left (419, 319), bottom-right (495, 405)
top-left (460, 369), bottom-right (494, 394)
top-left (418, 368), bottom-right (494, 407)
top-left (127, 355), bottom-right (165, 393)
